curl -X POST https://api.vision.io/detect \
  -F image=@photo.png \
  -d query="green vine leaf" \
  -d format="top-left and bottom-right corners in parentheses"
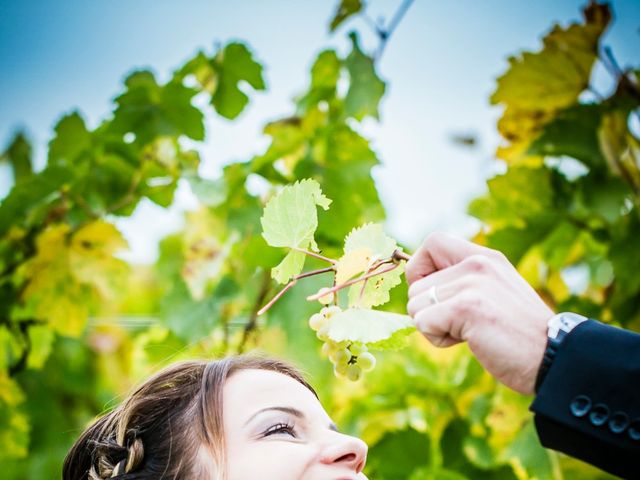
top-left (345, 32), bottom-right (386, 120)
top-left (109, 70), bottom-right (205, 144)
top-left (211, 42), bottom-right (266, 119)
top-left (261, 179), bottom-right (332, 283)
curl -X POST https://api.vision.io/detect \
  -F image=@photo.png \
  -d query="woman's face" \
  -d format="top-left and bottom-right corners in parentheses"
top-left (222, 369), bottom-right (368, 480)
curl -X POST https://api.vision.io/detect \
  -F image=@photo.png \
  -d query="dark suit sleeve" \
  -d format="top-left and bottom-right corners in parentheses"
top-left (529, 320), bottom-right (640, 479)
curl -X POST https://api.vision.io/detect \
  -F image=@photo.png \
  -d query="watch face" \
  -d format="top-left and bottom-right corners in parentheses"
top-left (548, 312), bottom-right (587, 339)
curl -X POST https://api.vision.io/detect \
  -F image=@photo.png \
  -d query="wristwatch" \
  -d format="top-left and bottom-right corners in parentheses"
top-left (534, 312), bottom-right (588, 393)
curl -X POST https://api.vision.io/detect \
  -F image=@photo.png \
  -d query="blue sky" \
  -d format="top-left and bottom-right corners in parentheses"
top-left (1, 0), bottom-right (638, 262)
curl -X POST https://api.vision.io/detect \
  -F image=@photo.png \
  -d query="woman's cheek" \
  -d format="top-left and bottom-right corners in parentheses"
top-left (228, 443), bottom-right (315, 480)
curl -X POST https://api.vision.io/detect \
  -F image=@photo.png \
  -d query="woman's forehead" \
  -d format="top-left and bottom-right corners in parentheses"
top-left (223, 369), bottom-right (327, 420)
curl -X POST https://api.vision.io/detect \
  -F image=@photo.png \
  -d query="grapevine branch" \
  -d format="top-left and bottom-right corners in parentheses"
top-left (307, 262), bottom-right (399, 301)
top-left (256, 266), bottom-right (335, 316)
top-left (238, 270), bottom-right (273, 353)
top-left (357, 253), bottom-right (408, 302)
top-left (291, 246), bottom-right (336, 264)
top-left (105, 169), bottom-right (144, 214)
top-left (257, 248), bottom-right (409, 315)
top-left (360, 0), bottom-right (415, 60)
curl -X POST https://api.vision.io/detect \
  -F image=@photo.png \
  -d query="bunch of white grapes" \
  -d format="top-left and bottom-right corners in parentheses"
top-left (308, 306), bottom-right (377, 381)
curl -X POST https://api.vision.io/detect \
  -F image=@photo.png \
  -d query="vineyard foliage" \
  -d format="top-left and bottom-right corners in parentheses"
top-left (0, 1), bottom-right (637, 478)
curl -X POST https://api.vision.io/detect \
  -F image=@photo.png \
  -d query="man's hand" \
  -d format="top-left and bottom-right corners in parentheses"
top-left (405, 233), bottom-right (554, 395)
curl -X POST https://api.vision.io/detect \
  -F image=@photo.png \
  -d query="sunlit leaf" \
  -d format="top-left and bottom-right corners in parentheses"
top-left (261, 179), bottom-right (332, 283)
top-left (335, 247), bottom-right (374, 284)
top-left (15, 222), bottom-right (128, 336)
top-left (325, 308), bottom-right (415, 349)
top-left (0, 373), bottom-right (29, 461)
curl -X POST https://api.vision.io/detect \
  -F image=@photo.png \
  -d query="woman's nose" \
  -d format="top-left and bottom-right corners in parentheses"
top-left (320, 432), bottom-right (368, 473)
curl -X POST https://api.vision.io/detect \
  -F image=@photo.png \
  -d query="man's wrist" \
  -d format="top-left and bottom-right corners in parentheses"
top-left (534, 312), bottom-right (588, 393)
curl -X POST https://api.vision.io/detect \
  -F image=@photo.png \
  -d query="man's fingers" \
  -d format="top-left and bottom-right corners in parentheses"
top-left (405, 232), bottom-right (501, 285)
top-left (406, 254), bottom-right (490, 299)
top-left (407, 275), bottom-right (469, 317)
top-left (412, 299), bottom-right (463, 348)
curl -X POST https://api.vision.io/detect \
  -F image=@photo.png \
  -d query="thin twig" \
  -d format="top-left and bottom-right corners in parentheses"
top-left (375, 0), bottom-right (415, 60)
top-left (238, 271), bottom-right (273, 353)
top-left (257, 266), bottom-right (335, 316)
top-left (307, 262), bottom-right (399, 301)
top-left (362, 11), bottom-right (384, 37)
top-left (291, 246), bottom-right (337, 264)
top-left (73, 194), bottom-right (100, 219)
top-left (105, 170), bottom-right (143, 214)
top-left (602, 46), bottom-right (624, 78)
top-left (358, 276), bottom-right (369, 303)
top-left (393, 249), bottom-right (411, 262)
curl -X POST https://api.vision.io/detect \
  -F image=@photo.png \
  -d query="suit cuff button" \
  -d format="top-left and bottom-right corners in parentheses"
top-left (609, 412), bottom-right (630, 434)
top-left (589, 403), bottom-right (610, 427)
top-left (569, 395), bottom-right (591, 418)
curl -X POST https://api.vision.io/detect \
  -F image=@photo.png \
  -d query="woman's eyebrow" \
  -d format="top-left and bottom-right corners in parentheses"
top-left (244, 406), bottom-right (341, 432)
top-left (245, 406), bottom-right (303, 426)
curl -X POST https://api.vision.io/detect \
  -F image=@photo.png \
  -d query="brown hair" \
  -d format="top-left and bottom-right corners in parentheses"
top-left (63, 355), bottom-right (317, 480)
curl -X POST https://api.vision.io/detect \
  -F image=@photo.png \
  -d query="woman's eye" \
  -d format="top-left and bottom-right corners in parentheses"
top-left (264, 423), bottom-right (296, 437)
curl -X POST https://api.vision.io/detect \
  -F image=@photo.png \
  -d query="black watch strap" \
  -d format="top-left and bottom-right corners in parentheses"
top-left (534, 333), bottom-right (565, 393)
top-left (534, 313), bottom-right (588, 393)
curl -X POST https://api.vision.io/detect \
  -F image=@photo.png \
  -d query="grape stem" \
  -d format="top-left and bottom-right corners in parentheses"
top-left (306, 262), bottom-right (400, 301)
top-left (393, 249), bottom-right (411, 262)
top-left (358, 256), bottom-right (396, 302)
top-left (257, 266), bottom-right (335, 315)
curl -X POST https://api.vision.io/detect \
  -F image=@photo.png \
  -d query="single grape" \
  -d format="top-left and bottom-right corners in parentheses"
top-left (330, 348), bottom-right (351, 365)
top-left (349, 342), bottom-right (367, 356)
top-left (308, 313), bottom-right (326, 331)
top-left (334, 362), bottom-right (349, 378)
top-left (316, 325), bottom-right (330, 342)
top-left (346, 364), bottom-right (362, 382)
top-left (321, 342), bottom-right (334, 357)
top-left (357, 351), bottom-right (376, 372)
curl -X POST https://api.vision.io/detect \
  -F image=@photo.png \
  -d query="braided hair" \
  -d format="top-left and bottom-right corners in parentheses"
top-left (87, 432), bottom-right (144, 478)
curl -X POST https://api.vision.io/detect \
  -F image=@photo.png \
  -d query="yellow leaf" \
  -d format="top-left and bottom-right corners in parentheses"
top-left (0, 372), bottom-right (29, 460)
top-left (547, 270), bottom-right (570, 303)
top-left (16, 225), bottom-right (90, 336)
top-left (492, 2), bottom-right (610, 164)
top-left (334, 247), bottom-right (373, 285)
top-left (516, 247), bottom-right (544, 289)
top-left (70, 221), bottom-right (129, 299)
top-left (16, 222), bottom-right (128, 337)
top-left (180, 208), bottom-right (232, 300)
top-left (491, 8), bottom-right (609, 111)
top-left (495, 107), bottom-right (553, 164)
